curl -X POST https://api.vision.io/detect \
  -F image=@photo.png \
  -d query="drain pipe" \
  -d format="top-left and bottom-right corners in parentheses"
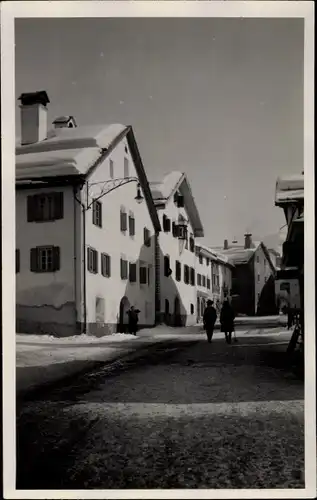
top-left (74, 182), bottom-right (87, 334)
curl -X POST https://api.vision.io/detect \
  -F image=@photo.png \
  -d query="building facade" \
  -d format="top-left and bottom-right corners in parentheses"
top-left (211, 234), bottom-right (277, 316)
top-left (16, 91), bottom-right (161, 336)
top-left (150, 172), bottom-right (204, 327)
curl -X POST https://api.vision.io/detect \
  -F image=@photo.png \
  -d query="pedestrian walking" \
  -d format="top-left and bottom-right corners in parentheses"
top-left (203, 299), bottom-right (217, 343)
top-left (220, 299), bottom-right (235, 344)
top-left (126, 306), bottom-right (140, 336)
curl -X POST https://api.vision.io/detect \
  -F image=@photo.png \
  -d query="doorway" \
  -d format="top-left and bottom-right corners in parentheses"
top-left (118, 296), bottom-right (130, 333)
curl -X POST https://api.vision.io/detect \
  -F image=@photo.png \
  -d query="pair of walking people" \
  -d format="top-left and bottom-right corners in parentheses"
top-left (203, 299), bottom-right (235, 344)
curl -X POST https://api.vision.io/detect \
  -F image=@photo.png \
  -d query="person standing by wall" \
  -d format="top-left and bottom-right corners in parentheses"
top-left (220, 299), bottom-right (235, 344)
top-left (203, 300), bottom-right (217, 343)
top-left (127, 306), bottom-right (140, 336)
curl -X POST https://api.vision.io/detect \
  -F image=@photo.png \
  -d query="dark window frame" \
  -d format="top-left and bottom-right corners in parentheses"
top-left (164, 255), bottom-right (171, 277)
top-left (144, 227), bottom-right (151, 247)
top-left (16, 249), bottom-right (20, 273)
top-left (129, 214), bottom-right (135, 236)
top-left (129, 262), bottom-right (137, 283)
top-left (139, 266), bottom-right (147, 284)
top-left (184, 264), bottom-right (190, 284)
top-left (175, 260), bottom-right (181, 281)
top-left (120, 209), bottom-right (127, 232)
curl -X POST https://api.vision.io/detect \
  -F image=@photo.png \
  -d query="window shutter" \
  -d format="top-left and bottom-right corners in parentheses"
top-left (94, 250), bottom-right (98, 273)
top-left (120, 211), bottom-right (127, 231)
top-left (140, 266), bottom-right (147, 284)
top-left (106, 255), bottom-right (111, 277)
top-left (30, 248), bottom-right (38, 272)
top-left (27, 195), bottom-right (36, 222)
top-left (16, 249), bottom-right (20, 273)
top-left (53, 246), bottom-right (60, 271)
top-left (129, 263), bottom-right (137, 282)
top-left (99, 203), bottom-right (102, 228)
top-left (54, 192), bottom-right (64, 220)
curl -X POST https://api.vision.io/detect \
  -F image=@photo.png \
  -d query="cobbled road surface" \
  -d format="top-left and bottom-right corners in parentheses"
top-left (17, 327), bottom-right (304, 490)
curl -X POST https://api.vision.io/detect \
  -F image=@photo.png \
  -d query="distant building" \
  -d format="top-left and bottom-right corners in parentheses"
top-left (275, 174), bottom-right (304, 314)
top-left (150, 172), bottom-right (204, 326)
top-left (211, 234), bottom-right (277, 316)
top-left (195, 244), bottom-right (214, 322)
top-left (16, 90), bottom-right (161, 336)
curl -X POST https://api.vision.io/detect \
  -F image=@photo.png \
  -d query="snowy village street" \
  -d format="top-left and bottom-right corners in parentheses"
top-left (16, 324), bottom-right (304, 491)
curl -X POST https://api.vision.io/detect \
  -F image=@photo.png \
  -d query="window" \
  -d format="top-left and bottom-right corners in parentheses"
top-left (129, 214), bottom-right (135, 236)
top-left (177, 195), bottom-right (185, 208)
top-left (197, 274), bottom-right (201, 286)
top-left (87, 247), bottom-right (98, 273)
top-left (92, 200), bottom-right (102, 227)
top-left (109, 159), bottom-right (114, 178)
top-left (144, 227), bottom-right (151, 247)
top-left (202, 275), bottom-right (206, 287)
top-left (256, 255), bottom-right (260, 263)
top-left (189, 235), bottom-right (195, 252)
top-left (164, 255), bottom-right (171, 277)
top-left (175, 260), bottom-right (181, 281)
top-left (257, 274), bottom-right (260, 282)
top-left (207, 278), bottom-right (211, 290)
top-left (27, 192), bottom-right (63, 222)
top-left (101, 253), bottom-right (111, 277)
top-left (30, 246), bottom-right (60, 273)
top-left (16, 249), bottom-right (20, 273)
top-left (190, 267), bottom-right (195, 286)
top-left (190, 303), bottom-right (194, 315)
top-left (162, 214), bottom-right (171, 232)
top-left (140, 266), bottom-right (147, 284)
top-left (199, 255), bottom-right (203, 264)
top-left (120, 208), bottom-right (127, 232)
top-left (129, 262), bottom-right (137, 283)
top-left (216, 276), bottom-right (219, 287)
top-left (206, 258), bottom-right (209, 266)
top-left (184, 265), bottom-right (189, 284)
top-left (165, 299), bottom-right (170, 314)
top-left (120, 258), bottom-right (128, 280)
top-left (124, 157), bottom-right (129, 178)
top-left (172, 222), bottom-right (179, 238)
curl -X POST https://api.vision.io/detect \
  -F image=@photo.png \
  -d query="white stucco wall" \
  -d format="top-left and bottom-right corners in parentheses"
top-left (16, 185), bottom-right (76, 334)
top-left (83, 137), bottom-right (156, 333)
top-left (157, 197), bottom-right (198, 326)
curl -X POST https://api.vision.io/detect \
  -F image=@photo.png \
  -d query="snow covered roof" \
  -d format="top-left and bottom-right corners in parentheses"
top-left (16, 123), bottom-right (161, 232)
top-left (218, 247), bottom-right (257, 265)
top-left (149, 171), bottom-right (204, 238)
top-left (275, 174), bottom-right (304, 205)
top-left (16, 124), bottom-right (127, 180)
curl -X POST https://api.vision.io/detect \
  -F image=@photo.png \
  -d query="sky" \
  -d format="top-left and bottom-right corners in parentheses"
top-left (15, 17), bottom-right (304, 249)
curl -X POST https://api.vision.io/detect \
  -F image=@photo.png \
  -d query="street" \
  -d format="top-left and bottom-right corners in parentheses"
top-left (16, 326), bottom-right (304, 490)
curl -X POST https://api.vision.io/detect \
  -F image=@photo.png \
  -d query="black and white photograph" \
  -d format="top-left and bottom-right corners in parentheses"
top-left (1, 1), bottom-right (315, 497)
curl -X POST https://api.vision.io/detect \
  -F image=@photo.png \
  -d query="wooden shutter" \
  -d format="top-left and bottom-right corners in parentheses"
top-left (140, 266), bottom-right (147, 284)
top-left (106, 255), bottom-right (111, 277)
top-left (16, 249), bottom-right (20, 273)
top-left (98, 202), bottom-right (102, 228)
top-left (27, 195), bottom-right (36, 222)
top-left (93, 249), bottom-right (98, 273)
top-left (129, 216), bottom-right (135, 236)
top-left (54, 192), bottom-right (64, 220)
top-left (129, 263), bottom-right (137, 282)
top-left (53, 246), bottom-right (60, 271)
top-left (121, 259), bottom-right (127, 279)
top-left (30, 248), bottom-right (38, 272)
top-left (120, 211), bottom-right (127, 231)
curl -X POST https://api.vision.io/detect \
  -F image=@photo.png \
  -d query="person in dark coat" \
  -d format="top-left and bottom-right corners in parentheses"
top-left (126, 306), bottom-right (140, 335)
top-left (203, 300), bottom-right (217, 343)
top-left (220, 299), bottom-right (235, 344)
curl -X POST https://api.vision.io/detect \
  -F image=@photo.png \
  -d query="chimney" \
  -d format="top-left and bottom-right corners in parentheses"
top-left (224, 239), bottom-right (229, 250)
top-left (18, 91), bottom-right (50, 145)
top-left (53, 115), bottom-right (77, 129)
top-left (244, 233), bottom-right (252, 249)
